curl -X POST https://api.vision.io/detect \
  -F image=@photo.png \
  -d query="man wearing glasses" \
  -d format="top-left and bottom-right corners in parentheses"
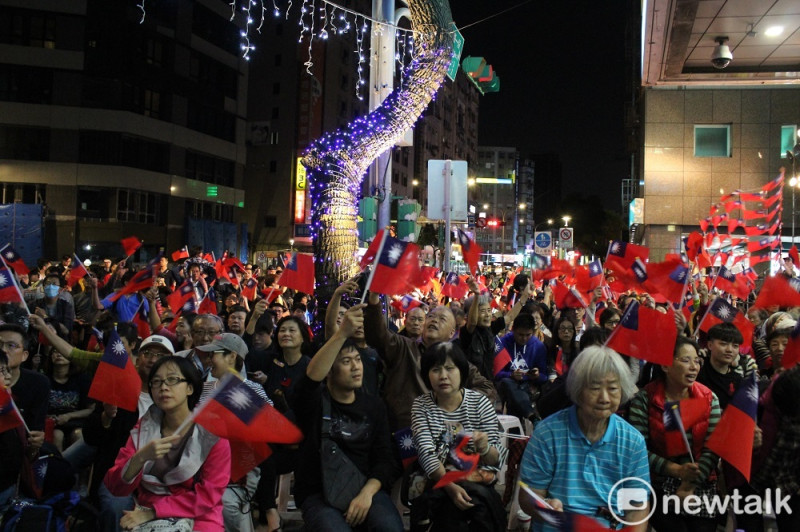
top-left (176, 314), bottom-right (224, 379)
top-left (0, 324), bottom-right (50, 460)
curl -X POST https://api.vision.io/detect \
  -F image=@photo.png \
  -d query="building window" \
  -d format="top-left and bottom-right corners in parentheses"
top-left (694, 125), bottom-right (731, 157)
top-left (118, 189), bottom-right (159, 224)
top-left (781, 125), bottom-right (798, 158)
top-left (270, 131), bottom-right (279, 145)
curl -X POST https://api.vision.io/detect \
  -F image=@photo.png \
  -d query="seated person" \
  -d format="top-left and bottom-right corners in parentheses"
top-left (104, 356), bottom-right (230, 531)
top-left (32, 273), bottom-right (75, 336)
top-left (0, 349), bottom-right (24, 512)
top-left (410, 342), bottom-right (508, 531)
top-left (495, 313), bottom-right (548, 424)
top-left (292, 304), bottom-right (403, 531)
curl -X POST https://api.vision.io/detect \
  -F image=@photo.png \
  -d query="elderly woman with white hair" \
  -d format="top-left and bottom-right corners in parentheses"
top-left (518, 346), bottom-right (651, 531)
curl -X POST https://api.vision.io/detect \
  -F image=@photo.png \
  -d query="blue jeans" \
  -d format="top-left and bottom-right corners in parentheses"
top-left (98, 482), bottom-right (134, 532)
top-left (62, 440), bottom-right (97, 471)
top-left (300, 491), bottom-right (404, 532)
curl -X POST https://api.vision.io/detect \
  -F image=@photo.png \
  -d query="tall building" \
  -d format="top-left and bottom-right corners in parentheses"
top-left (0, 0), bottom-right (249, 261)
top-left (639, 1), bottom-right (800, 261)
top-left (474, 146), bottom-right (520, 259)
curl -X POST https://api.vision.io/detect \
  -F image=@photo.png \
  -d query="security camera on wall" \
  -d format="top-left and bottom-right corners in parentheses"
top-left (711, 36), bottom-right (732, 69)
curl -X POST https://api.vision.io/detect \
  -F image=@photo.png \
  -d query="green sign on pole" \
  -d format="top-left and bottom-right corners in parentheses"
top-left (446, 23), bottom-right (464, 82)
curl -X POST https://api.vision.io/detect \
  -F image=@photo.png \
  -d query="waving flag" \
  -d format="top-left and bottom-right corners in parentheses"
top-left (193, 375), bottom-right (303, 444)
top-left (0, 245), bottom-right (29, 276)
top-left (365, 232), bottom-right (420, 296)
top-left (754, 275), bottom-right (800, 309)
top-left (241, 277), bottom-right (258, 301)
top-left (552, 280), bottom-right (586, 310)
top-left (493, 336), bottom-right (512, 376)
top-left (88, 329), bottom-right (140, 411)
top-left (277, 253), bottom-right (315, 294)
top-left (697, 298), bottom-right (754, 347)
top-left (644, 259), bottom-right (689, 304)
top-left (706, 372), bottom-right (758, 480)
top-left (0, 387), bottom-right (26, 433)
top-left (66, 254), bottom-right (90, 288)
top-left (120, 236), bottom-right (142, 257)
top-left (605, 301), bottom-right (676, 366)
top-left (663, 400), bottom-right (705, 459)
top-left (433, 433), bottom-right (479, 489)
top-left (519, 481), bottom-right (613, 530)
top-left (441, 272), bottom-right (469, 300)
top-left (605, 240), bottom-right (649, 271)
top-left (714, 266), bottom-right (752, 300)
top-left (411, 266), bottom-right (438, 292)
top-left (171, 246), bottom-right (189, 262)
top-left (574, 260), bottom-right (604, 295)
top-left (108, 265), bottom-right (157, 302)
top-left (0, 263), bottom-right (23, 304)
top-left (166, 281), bottom-right (195, 313)
top-left (359, 229), bottom-right (385, 270)
top-left (391, 294), bottom-right (424, 313)
top-left (457, 229), bottom-right (482, 276)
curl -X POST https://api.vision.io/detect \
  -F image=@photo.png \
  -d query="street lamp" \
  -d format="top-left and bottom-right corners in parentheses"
top-left (412, 178), bottom-right (419, 187)
top-left (562, 215), bottom-right (571, 227)
top-left (534, 218), bottom-right (554, 232)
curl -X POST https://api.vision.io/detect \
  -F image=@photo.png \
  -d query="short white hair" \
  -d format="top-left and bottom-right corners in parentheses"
top-left (565, 345), bottom-right (637, 404)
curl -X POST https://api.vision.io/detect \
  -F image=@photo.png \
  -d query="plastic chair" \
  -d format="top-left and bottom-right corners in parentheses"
top-left (276, 472), bottom-right (294, 512)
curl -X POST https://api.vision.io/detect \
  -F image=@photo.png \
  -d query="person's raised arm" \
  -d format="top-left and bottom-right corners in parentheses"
top-left (245, 298), bottom-right (268, 336)
top-left (503, 282), bottom-right (531, 328)
top-left (29, 313), bottom-right (75, 359)
top-left (87, 275), bottom-right (104, 311)
top-left (325, 278), bottom-right (358, 340)
top-left (307, 304), bottom-right (365, 382)
top-left (145, 286), bottom-right (162, 332)
top-left (466, 277), bottom-right (481, 333)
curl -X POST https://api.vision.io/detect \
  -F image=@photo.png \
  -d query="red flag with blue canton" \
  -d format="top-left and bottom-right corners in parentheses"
top-left (394, 427), bottom-right (418, 468)
top-left (88, 329), bottom-right (140, 411)
top-left (241, 277), bottom-right (258, 301)
top-left (0, 264), bottom-right (22, 304)
top-left (193, 375), bottom-right (303, 444)
top-left (781, 319), bottom-right (800, 370)
top-left (0, 245), bottom-right (28, 276)
top-left (166, 281), bottom-right (195, 314)
top-left (278, 252), bottom-right (315, 294)
top-left (433, 433), bottom-right (479, 489)
top-left (493, 336), bottom-right (512, 377)
top-left (171, 246), bottom-right (189, 262)
top-left (605, 240), bottom-right (649, 271)
top-left (663, 400), bottom-right (706, 458)
top-left (441, 272), bottom-right (469, 300)
top-left (605, 301), bottom-right (676, 366)
top-left (66, 254), bottom-right (90, 288)
top-left (697, 298), bottom-right (754, 347)
top-left (457, 228), bottom-right (482, 275)
top-left (643, 258), bottom-right (689, 303)
top-left (391, 294), bottom-right (423, 313)
top-left (120, 236), bottom-right (142, 257)
top-left (108, 265), bottom-right (157, 302)
top-left (552, 280), bottom-right (586, 310)
top-left (574, 259), bottom-right (604, 294)
top-left (367, 233), bottom-right (420, 296)
top-left (714, 266), bottom-right (751, 300)
top-left (519, 481), bottom-right (618, 530)
top-left (754, 275), bottom-right (800, 309)
top-left (359, 229), bottom-right (385, 270)
top-left (706, 372), bottom-right (758, 480)
top-left (0, 387), bottom-right (24, 434)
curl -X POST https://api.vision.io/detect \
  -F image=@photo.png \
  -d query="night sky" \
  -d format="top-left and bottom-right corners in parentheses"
top-left (448, 0), bottom-right (631, 211)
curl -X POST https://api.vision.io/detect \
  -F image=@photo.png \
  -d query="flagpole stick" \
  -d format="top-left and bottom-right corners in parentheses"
top-left (11, 400), bottom-right (31, 435)
top-left (0, 256), bottom-right (32, 317)
top-left (360, 231), bottom-right (388, 304)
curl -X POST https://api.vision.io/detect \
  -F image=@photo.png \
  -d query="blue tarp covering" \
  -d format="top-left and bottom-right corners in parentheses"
top-left (186, 217), bottom-right (245, 260)
top-left (0, 204), bottom-right (43, 267)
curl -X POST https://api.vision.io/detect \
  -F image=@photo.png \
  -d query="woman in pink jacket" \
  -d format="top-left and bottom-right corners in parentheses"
top-left (104, 356), bottom-right (229, 531)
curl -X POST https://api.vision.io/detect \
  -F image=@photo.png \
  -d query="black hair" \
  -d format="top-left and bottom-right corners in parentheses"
top-left (254, 313), bottom-right (275, 335)
top-left (599, 307), bottom-right (622, 328)
top-left (420, 342), bottom-right (469, 390)
top-left (147, 356), bottom-right (203, 409)
top-left (772, 366), bottom-right (800, 419)
top-left (292, 303), bottom-right (307, 313)
top-left (512, 312), bottom-right (536, 332)
top-left (706, 322), bottom-right (744, 344)
top-left (579, 327), bottom-right (609, 351)
top-left (275, 315), bottom-right (313, 356)
top-left (0, 323), bottom-right (28, 351)
top-left (228, 305), bottom-right (247, 315)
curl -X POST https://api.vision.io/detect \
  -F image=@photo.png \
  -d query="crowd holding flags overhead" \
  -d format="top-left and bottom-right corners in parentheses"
top-left (66, 254), bottom-right (90, 288)
top-left (706, 372), bottom-right (758, 480)
top-left (87, 329), bottom-right (140, 411)
top-left (0, 244), bottom-right (29, 276)
top-left (120, 235), bottom-right (142, 257)
top-left (605, 301), bottom-right (677, 366)
top-left (277, 252), bottom-right (315, 294)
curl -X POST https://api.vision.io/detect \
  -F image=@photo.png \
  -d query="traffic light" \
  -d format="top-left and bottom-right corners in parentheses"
top-left (487, 219), bottom-right (499, 227)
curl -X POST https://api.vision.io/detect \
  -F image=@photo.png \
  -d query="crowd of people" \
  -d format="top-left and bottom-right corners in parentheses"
top-left (0, 247), bottom-right (799, 532)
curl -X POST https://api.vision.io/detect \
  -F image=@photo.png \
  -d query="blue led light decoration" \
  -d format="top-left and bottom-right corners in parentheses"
top-left (302, 0), bottom-right (454, 300)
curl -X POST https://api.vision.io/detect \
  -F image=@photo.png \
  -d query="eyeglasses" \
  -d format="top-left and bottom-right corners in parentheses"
top-left (138, 350), bottom-right (167, 360)
top-left (0, 341), bottom-right (22, 351)
top-left (192, 329), bottom-right (221, 338)
top-left (149, 377), bottom-right (188, 388)
top-left (606, 319), bottom-right (621, 326)
top-left (558, 326), bottom-right (575, 333)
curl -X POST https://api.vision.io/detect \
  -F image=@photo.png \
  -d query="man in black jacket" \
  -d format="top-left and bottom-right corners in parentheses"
top-left (292, 304), bottom-right (403, 531)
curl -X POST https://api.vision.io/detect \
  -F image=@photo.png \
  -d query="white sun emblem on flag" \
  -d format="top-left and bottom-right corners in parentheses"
top-left (611, 242), bottom-right (621, 254)
top-left (400, 434), bottom-right (414, 450)
top-left (676, 269), bottom-right (686, 281)
top-left (226, 388), bottom-right (253, 410)
top-left (387, 243), bottom-right (404, 264)
top-left (715, 305), bottom-right (731, 319)
top-left (0, 272), bottom-right (7, 287)
top-left (494, 342), bottom-right (502, 354)
top-left (3, 251), bottom-right (13, 260)
top-left (35, 461), bottom-right (48, 479)
top-left (112, 341), bottom-right (126, 357)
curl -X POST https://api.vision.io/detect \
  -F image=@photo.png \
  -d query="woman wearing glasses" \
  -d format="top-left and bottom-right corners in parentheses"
top-left (104, 356), bottom-right (230, 532)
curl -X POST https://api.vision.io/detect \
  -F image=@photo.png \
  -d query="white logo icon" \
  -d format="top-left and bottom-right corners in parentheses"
top-left (607, 477), bottom-right (656, 526)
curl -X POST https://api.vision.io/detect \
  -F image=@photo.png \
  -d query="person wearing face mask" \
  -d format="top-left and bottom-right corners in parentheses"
top-left (32, 273), bottom-right (75, 336)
